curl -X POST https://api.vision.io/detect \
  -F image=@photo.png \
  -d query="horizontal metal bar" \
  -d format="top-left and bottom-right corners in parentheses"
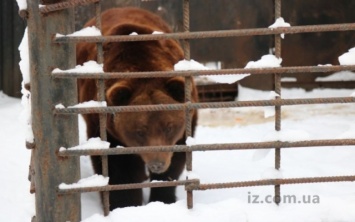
top-left (52, 65), bottom-right (355, 79)
top-left (54, 23), bottom-right (355, 44)
top-left (195, 175), bottom-right (355, 191)
top-left (56, 175), bottom-right (355, 194)
top-left (39, 0), bottom-right (99, 14)
top-left (57, 179), bottom-right (199, 194)
top-left (54, 97), bottom-right (355, 115)
top-left (59, 139), bottom-right (355, 157)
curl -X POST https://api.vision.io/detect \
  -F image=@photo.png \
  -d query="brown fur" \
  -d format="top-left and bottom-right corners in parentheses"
top-left (77, 7), bottom-right (198, 210)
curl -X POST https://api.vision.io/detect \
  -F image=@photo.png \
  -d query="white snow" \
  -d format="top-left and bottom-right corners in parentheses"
top-left (152, 31), bottom-right (164, 34)
top-left (316, 71), bottom-right (355, 81)
top-left (186, 136), bottom-right (196, 146)
top-left (15, 0), bottom-right (27, 10)
top-left (60, 137), bottom-right (110, 152)
top-left (174, 59), bottom-right (249, 84)
top-left (263, 90), bottom-right (280, 118)
top-left (175, 56), bottom-right (282, 85)
top-left (52, 60), bottom-right (103, 74)
top-left (59, 174), bottom-right (109, 190)
top-left (69, 101), bottom-right (107, 108)
top-left (18, 28), bottom-right (33, 143)
top-left (262, 128), bottom-right (311, 142)
top-left (2, 72), bottom-right (355, 222)
top-left (269, 17), bottom-right (291, 39)
top-left (317, 64), bottom-right (333, 67)
top-left (260, 168), bottom-right (283, 180)
top-left (56, 26), bottom-right (102, 38)
top-left (252, 129), bottom-right (310, 161)
top-left (174, 59), bottom-right (209, 71)
top-left (338, 47), bottom-right (355, 65)
top-left (18, 28), bottom-right (30, 85)
top-left (281, 77), bottom-right (297, 82)
top-left (55, 103), bottom-right (65, 109)
top-left (245, 55), bottom-right (282, 69)
top-left (186, 171), bottom-right (200, 180)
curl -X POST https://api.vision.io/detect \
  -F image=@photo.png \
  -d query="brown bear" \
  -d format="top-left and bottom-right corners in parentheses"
top-left (76, 7), bottom-right (198, 210)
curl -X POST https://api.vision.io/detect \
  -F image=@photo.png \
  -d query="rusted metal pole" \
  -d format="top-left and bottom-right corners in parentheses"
top-left (27, 0), bottom-right (80, 221)
top-left (273, 0), bottom-right (282, 205)
top-left (182, 0), bottom-right (194, 209)
top-left (94, 1), bottom-right (110, 216)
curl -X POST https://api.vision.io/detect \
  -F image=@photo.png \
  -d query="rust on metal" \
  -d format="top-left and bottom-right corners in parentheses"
top-left (27, 0), bottom-right (80, 221)
top-left (57, 179), bottom-right (200, 194)
top-left (54, 23), bottom-right (355, 43)
top-left (51, 65), bottom-right (355, 79)
top-left (26, 141), bottom-right (35, 149)
top-left (196, 175), bottom-right (355, 190)
top-left (59, 139), bottom-right (355, 157)
top-left (93, 0), bottom-right (110, 216)
top-left (273, 0), bottom-right (282, 205)
top-left (182, 0), bottom-right (194, 209)
top-left (56, 175), bottom-right (355, 194)
top-left (54, 97), bottom-right (355, 115)
top-left (39, 0), bottom-right (99, 14)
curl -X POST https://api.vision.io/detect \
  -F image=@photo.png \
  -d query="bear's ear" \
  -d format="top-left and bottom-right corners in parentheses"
top-left (165, 77), bottom-right (185, 103)
top-left (106, 82), bottom-right (132, 106)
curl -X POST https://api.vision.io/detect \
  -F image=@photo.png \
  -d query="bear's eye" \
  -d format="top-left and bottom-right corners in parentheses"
top-left (166, 124), bottom-right (173, 134)
top-left (136, 130), bottom-right (145, 138)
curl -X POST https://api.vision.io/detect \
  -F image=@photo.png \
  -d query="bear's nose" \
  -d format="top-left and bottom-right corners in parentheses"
top-left (148, 161), bottom-right (166, 174)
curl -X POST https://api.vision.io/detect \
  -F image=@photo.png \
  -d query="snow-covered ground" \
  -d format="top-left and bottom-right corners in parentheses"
top-left (1, 83), bottom-right (355, 222)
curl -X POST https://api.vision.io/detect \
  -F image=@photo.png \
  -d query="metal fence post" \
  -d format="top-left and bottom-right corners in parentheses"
top-left (27, 0), bottom-right (80, 221)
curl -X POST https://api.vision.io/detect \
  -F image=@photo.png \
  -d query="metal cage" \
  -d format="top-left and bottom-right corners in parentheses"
top-left (23, 0), bottom-right (355, 221)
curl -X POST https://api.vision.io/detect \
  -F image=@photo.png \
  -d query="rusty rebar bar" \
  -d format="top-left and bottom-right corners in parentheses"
top-left (58, 179), bottom-right (200, 194)
top-left (182, 0), bottom-right (194, 209)
top-left (196, 175), bottom-right (355, 191)
top-left (56, 175), bottom-right (355, 194)
top-left (54, 23), bottom-right (355, 43)
top-left (39, 0), bottom-right (99, 14)
top-left (93, 1), bottom-right (110, 216)
top-left (51, 65), bottom-right (355, 79)
top-left (273, 0), bottom-right (282, 205)
top-left (54, 96), bottom-right (355, 115)
top-left (59, 139), bottom-right (355, 157)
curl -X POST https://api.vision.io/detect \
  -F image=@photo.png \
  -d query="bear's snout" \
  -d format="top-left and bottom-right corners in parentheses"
top-left (147, 161), bottom-right (166, 174)
top-left (140, 152), bottom-right (173, 174)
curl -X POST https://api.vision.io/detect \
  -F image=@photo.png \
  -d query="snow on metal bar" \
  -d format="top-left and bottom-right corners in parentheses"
top-left (57, 179), bottom-right (200, 194)
top-left (39, 0), bottom-right (99, 14)
top-left (195, 175), bottom-right (355, 190)
top-left (59, 139), bottom-right (355, 157)
top-left (52, 65), bottom-right (355, 79)
top-left (54, 97), bottom-right (355, 115)
top-left (54, 23), bottom-right (355, 43)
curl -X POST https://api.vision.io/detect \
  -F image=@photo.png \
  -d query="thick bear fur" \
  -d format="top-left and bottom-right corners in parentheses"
top-left (76, 7), bottom-right (198, 210)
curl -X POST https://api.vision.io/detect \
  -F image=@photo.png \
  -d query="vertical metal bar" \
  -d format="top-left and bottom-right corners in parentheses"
top-left (27, 0), bottom-right (80, 221)
top-left (95, 1), bottom-right (110, 216)
top-left (182, 0), bottom-right (194, 209)
top-left (29, 150), bottom-right (36, 194)
top-left (274, 0), bottom-right (282, 205)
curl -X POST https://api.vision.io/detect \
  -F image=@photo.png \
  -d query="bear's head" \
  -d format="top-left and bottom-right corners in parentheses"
top-left (106, 77), bottom-right (195, 174)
